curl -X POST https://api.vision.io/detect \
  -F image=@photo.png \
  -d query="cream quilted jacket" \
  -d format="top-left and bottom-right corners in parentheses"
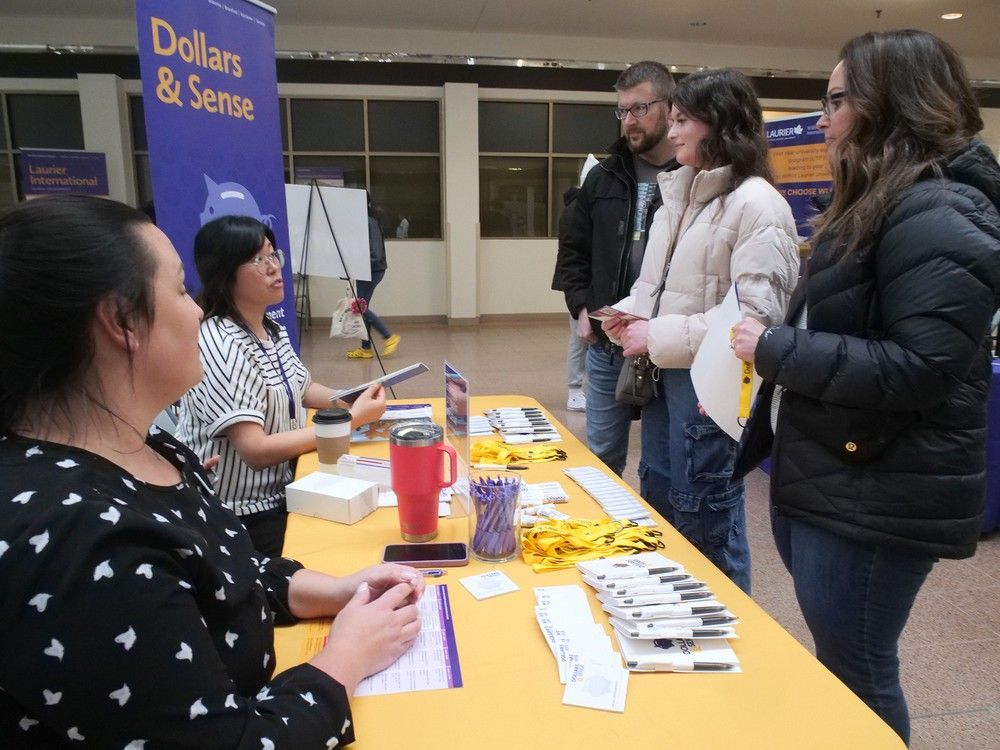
top-left (612, 164), bottom-right (800, 368)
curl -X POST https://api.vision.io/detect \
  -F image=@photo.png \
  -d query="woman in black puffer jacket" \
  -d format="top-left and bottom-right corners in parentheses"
top-left (732, 30), bottom-right (1000, 745)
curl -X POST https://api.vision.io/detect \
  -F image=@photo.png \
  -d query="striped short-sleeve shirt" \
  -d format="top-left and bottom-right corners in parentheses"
top-left (176, 316), bottom-right (310, 516)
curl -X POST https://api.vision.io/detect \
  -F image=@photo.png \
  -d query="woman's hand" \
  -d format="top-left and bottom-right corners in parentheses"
top-left (601, 315), bottom-right (626, 341)
top-left (620, 320), bottom-right (650, 357)
top-left (349, 384), bottom-right (386, 427)
top-left (311, 580), bottom-right (421, 694)
top-left (288, 564), bottom-right (423, 621)
top-left (732, 317), bottom-right (767, 362)
top-left (341, 563), bottom-right (424, 607)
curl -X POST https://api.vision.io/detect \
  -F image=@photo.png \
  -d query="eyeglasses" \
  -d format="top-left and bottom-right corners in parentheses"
top-left (247, 247), bottom-right (285, 273)
top-left (820, 90), bottom-right (849, 116)
top-left (614, 98), bottom-right (667, 120)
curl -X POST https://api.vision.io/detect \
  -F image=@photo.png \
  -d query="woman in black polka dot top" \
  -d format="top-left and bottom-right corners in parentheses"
top-left (0, 195), bottom-right (423, 748)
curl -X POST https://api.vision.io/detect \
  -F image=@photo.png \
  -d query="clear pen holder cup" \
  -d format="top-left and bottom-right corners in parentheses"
top-left (469, 470), bottom-right (522, 563)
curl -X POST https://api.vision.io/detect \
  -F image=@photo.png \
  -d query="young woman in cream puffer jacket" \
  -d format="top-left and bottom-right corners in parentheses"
top-left (616, 164), bottom-right (800, 366)
top-left (603, 69), bottom-right (799, 594)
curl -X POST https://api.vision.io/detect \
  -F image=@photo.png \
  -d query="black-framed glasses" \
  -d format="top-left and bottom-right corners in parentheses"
top-left (820, 91), bottom-right (849, 116)
top-left (248, 247), bottom-right (285, 273)
top-left (614, 98), bottom-right (666, 120)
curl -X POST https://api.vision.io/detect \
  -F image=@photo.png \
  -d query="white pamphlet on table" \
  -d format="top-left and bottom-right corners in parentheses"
top-left (354, 584), bottom-right (463, 695)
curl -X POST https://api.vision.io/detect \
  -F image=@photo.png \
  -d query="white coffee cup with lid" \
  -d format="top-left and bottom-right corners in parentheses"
top-left (314, 408), bottom-right (352, 472)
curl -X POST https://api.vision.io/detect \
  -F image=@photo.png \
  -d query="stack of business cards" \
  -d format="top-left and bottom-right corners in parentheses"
top-left (519, 482), bottom-right (571, 526)
top-left (485, 407), bottom-right (562, 443)
top-left (520, 506), bottom-right (572, 527)
top-left (466, 415), bottom-right (494, 437)
top-left (534, 585), bottom-right (628, 712)
top-left (519, 481), bottom-right (569, 506)
top-left (576, 553), bottom-right (741, 672)
top-left (563, 466), bottom-right (655, 526)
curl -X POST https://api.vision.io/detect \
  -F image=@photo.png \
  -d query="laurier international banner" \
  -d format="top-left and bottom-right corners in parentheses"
top-left (765, 113), bottom-right (833, 242)
top-left (135, 0), bottom-right (298, 346)
top-left (19, 149), bottom-right (109, 196)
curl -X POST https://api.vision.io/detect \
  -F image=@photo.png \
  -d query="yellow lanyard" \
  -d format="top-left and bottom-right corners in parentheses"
top-left (521, 517), bottom-right (664, 572)
top-left (471, 438), bottom-right (567, 465)
top-left (739, 360), bottom-right (754, 420)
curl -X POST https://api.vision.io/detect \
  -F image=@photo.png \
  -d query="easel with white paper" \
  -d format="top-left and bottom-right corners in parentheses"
top-left (690, 284), bottom-right (763, 442)
top-left (284, 182), bottom-right (370, 334)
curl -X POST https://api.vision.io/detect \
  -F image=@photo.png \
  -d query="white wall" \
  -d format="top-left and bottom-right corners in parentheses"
top-left (308, 240), bottom-right (448, 318)
top-left (478, 239), bottom-right (564, 315)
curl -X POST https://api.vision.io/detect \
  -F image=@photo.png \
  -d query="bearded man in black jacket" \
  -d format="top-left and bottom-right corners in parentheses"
top-left (552, 61), bottom-right (678, 477)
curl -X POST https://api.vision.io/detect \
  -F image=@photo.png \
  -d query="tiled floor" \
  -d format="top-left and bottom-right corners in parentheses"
top-left (302, 318), bottom-right (1000, 750)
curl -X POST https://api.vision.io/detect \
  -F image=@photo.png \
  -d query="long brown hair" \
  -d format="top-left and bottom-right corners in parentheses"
top-left (814, 29), bottom-right (982, 255)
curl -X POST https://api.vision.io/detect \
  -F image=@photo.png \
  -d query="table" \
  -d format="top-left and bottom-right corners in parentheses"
top-left (275, 396), bottom-right (904, 749)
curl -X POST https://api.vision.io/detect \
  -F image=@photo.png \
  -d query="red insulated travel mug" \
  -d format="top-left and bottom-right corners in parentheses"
top-left (389, 422), bottom-right (458, 542)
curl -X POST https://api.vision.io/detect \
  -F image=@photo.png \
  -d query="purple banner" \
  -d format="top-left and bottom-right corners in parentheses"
top-left (135, 0), bottom-right (297, 347)
top-left (19, 149), bottom-right (109, 196)
top-left (766, 114), bottom-right (832, 240)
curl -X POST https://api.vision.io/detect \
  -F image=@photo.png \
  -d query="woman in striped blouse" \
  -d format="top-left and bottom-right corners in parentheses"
top-left (177, 215), bottom-right (385, 557)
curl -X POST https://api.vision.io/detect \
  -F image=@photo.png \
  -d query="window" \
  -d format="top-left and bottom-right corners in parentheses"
top-left (479, 101), bottom-right (617, 238)
top-left (287, 98), bottom-right (442, 238)
top-left (0, 93), bottom-right (85, 205)
top-left (8, 94), bottom-right (84, 151)
top-left (131, 95), bottom-right (442, 238)
top-left (129, 96), bottom-right (152, 209)
top-left (290, 99), bottom-right (364, 152)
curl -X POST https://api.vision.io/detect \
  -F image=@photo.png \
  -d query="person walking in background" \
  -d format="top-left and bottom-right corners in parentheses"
top-left (604, 70), bottom-right (800, 593)
top-left (732, 30), bottom-right (1000, 743)
top-left (554, 61), bottom-right (679, 474)
top-left (347, 197), bottom-right (400, 359)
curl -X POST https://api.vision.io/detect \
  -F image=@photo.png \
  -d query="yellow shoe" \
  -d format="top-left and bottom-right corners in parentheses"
top-left (382, 334), bottom-right (401, 356)
top-left (346, 347), bottom-right (373, 359)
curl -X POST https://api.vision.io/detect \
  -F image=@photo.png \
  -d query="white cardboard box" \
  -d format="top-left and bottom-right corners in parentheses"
top-left (336, 454), bottom-right (392, 488)
top-left (286, 472), bottom-right (378, 525)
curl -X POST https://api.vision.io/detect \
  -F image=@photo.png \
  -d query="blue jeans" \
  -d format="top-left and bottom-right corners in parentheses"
top-left (640, 368), bottom-right (751, 593)
top-left (773, 515), bottom-right (934, 745)
top-left (585, 344), bottom-right (635, 476)
top-left (355, 270), bottom-right (392, 349)
top-left (567, 315), bottom-right (587, 389)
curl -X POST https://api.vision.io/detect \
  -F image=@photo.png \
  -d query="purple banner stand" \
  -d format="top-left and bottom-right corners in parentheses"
top-left (135, 0), bottom-right (297, 348)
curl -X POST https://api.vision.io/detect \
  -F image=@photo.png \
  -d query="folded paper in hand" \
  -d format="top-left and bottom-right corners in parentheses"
top-left (329, 362), bottom-right (429, 403)
top-left (588, 305), bottom-right (648, 323)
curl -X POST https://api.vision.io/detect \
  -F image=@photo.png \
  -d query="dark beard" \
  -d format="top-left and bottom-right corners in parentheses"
top-left (626, 123), bottom-right (667, 156)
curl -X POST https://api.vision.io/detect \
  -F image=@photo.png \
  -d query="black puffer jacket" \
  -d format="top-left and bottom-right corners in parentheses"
top-left (552, 138), bottom-right (678, 343)
top-left (755, 140), bottom-right (1000, 559)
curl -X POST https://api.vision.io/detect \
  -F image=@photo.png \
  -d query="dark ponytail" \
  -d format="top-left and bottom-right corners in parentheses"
top-left (0, 195), bottom-right (154, 435)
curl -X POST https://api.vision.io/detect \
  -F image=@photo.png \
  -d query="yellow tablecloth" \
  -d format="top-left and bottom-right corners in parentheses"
top-left (275, 395), bottom-right (903, 749)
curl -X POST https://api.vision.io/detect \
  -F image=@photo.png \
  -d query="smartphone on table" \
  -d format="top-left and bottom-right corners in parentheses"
top-left (381, 542), bottom-right (469, 568)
